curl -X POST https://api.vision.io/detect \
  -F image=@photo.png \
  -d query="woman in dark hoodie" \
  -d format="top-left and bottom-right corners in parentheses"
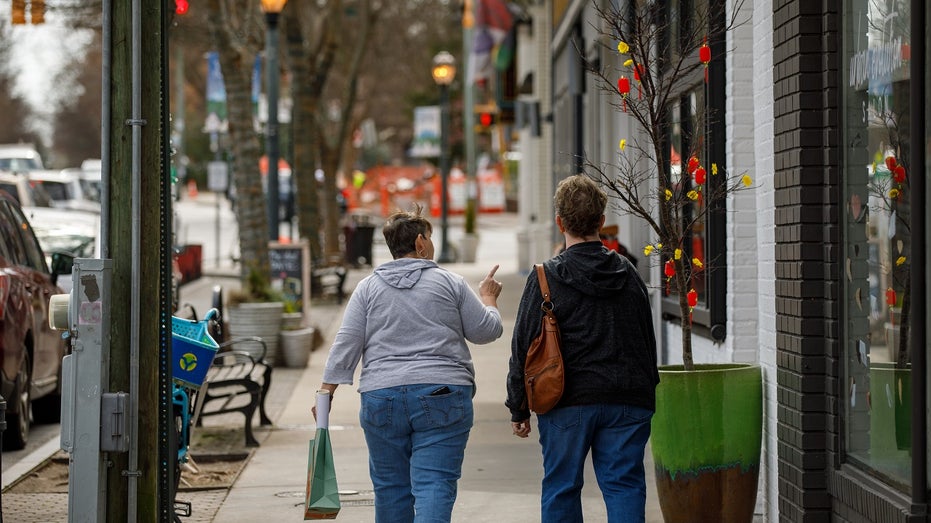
top-left (506, 175), bottom-right (659, 523)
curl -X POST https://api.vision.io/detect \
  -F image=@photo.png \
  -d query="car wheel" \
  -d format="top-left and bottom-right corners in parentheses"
top-left (4, 352), bottom-right (31, 451)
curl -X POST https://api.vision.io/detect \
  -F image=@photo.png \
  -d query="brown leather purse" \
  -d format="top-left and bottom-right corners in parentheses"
top-left (523, 264), bottom-right (565, 414)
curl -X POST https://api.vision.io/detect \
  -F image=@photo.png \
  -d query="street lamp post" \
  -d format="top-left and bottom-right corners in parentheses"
top-left (432, 51), bottom-right (456, 263)
top-left (261, 0), bottom-right (288, 242)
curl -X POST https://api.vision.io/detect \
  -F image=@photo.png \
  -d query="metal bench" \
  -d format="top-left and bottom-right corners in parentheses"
top-left (311, 265), bottom-right (348, 304)
top-left (194, 336), bottom-right (273, 447)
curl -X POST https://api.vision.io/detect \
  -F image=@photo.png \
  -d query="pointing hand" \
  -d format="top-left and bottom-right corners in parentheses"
top-left (479, 264), bottom-right (502, 300)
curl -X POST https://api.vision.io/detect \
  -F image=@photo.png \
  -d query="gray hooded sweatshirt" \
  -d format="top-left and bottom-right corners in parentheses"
top-left (322, 258), bottom-right (503, 392)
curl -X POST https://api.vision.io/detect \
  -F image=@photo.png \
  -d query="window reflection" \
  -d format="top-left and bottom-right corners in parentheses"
top-left (842, 0), bottom-right (912, 488)
top-left (665, 86), bottom-right (706, 303)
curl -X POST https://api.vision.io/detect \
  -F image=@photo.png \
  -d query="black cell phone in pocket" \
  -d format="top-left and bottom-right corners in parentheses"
top-left (430, 386), bottom-right (452, 396)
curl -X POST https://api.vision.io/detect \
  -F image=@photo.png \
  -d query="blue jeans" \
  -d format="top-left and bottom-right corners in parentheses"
top-left (360, 384), bottom-right (474, 523)
top-left (537, 403), bottom-right (653, 523)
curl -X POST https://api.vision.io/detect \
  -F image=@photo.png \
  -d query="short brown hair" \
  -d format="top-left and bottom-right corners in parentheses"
top-left (554, 175), bottom-right (606, 237)
top-left (382, 204), bottom-right (433, 259)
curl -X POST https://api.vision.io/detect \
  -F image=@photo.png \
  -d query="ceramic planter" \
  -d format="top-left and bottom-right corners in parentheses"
top-left (651, 363), bottom-right (763, 523)
top-left (281, 312), bottom-right (304, 331)
top-left (280, 327), bottom-right (315, 368)
top-left (459, 233), bottom-right (479, 263)
top-left (226, 302), bottom-right (284, 366)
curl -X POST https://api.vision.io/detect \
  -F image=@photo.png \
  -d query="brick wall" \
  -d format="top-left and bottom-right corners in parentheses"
top-left (775, 1), bottom-right (923, 520)
top-left (773, 0), bottom-right (837, 519)
top-left (748, 0), bottom-right (778, 519)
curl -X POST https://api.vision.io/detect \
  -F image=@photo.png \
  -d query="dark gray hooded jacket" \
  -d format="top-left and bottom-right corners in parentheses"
top-left (506, 241), bottom-right (659, 421)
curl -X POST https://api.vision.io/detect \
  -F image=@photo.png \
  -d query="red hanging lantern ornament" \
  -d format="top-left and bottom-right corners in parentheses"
top-left (687, 288), bottom-right (698, 323)
top-left (699, 38), bottom-right (711, 83)
top-left (617, 76), bottom-right (631, 112)
top-left (687, 156), bottom-right (700, 175)
top-left (893, 164), bottom-right (906, 184)
top-left (664, 259), bottom-right (675, 294)
top-left (885, 156), bottom-right (897, 172)
top-left (886, 287), bottom-right (897, 327)
top-left (694, 166), bottom-right (707, 185)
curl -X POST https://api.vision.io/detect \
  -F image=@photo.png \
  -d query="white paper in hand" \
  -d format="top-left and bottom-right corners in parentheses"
top-left (315, 390), bottom-right (331, 429)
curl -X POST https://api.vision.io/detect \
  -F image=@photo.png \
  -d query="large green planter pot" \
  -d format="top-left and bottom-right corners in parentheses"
top-left (869, 362), bottom-right (911, 478)
top-left (651, 363), bottom-right (763, 523)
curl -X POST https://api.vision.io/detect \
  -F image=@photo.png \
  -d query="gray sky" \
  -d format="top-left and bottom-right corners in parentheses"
top-left (9, 17), bottom-right (94, 144)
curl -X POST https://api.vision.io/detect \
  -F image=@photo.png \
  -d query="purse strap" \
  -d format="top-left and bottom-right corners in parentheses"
top-left (535, 264), bottom-right (553, 308)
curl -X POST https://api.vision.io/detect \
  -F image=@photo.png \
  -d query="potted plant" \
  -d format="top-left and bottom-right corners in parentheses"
top-left (277, 295), bottom-right (314, 368)
top-left (584, 3), bottom-right (760, 522)
top-left (226, 265), bottom-right (285, 366)
top-left (459, 197), bottom-right (480, 263)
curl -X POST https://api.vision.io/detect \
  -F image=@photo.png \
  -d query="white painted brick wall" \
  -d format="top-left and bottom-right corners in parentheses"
top-left (751, 0), bottom-right (777, 521)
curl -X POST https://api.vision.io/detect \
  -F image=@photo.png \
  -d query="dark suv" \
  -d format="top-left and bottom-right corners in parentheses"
top-left (0, 191), bottom-right (68, 450)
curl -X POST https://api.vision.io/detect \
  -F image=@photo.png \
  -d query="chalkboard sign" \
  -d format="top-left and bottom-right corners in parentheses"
top-left (270, 246), bottom-right (302, 279)
top-left (269, 241), bottom-right (311, 319)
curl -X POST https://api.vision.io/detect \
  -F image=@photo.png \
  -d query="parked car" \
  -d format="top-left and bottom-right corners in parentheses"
top-left (0, 143), bottom-right (44, 171)
top-left (25, 205), bottom-right (182, 311)
top-left (0, 190), bottom-right (70, 450)
top-left (0, 171), bottom-right (53, 208)
top-left (24, 206), bottom-right (100, 294)
top-left (27, 169), bottom-right (101, 212)
top-left (70, 161), bottom-right (103, 203)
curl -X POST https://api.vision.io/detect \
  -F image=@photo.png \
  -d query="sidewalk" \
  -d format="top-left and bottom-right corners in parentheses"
top-left (209, 214), bottom-right (665, 522)
top-left (1, 210), bottom-right (665, 522)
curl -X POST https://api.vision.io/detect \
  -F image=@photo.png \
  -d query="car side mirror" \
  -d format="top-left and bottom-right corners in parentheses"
top-left (50, 252), bottom-right (75, 284)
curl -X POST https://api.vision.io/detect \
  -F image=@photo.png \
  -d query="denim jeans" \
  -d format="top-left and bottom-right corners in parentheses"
top-left (537, 403), bottom-right (653, 523)
top-left (360, 384), bottom-right (474, 523)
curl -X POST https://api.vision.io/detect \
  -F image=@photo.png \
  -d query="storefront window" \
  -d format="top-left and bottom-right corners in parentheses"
top-left (666, 87), bottom-right (707, 303)
top-left (841, 0), bottom-right (912, 489)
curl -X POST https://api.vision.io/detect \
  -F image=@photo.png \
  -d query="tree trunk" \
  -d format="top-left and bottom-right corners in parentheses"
top-left (284, 9), bottom-right (324, 262)
top-left (320, 141), bottom-right (342, 259)
top-left (206, 0), bottom-right (269, 283)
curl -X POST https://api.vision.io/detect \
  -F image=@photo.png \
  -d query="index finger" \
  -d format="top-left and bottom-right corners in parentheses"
top-left (486, 264), bottom-right (500, 279)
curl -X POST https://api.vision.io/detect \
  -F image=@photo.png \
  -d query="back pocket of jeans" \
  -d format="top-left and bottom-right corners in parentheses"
top-left (361, 394), bottom-right (392, 428)
top-left (419, 389), bottom-right (465, 428)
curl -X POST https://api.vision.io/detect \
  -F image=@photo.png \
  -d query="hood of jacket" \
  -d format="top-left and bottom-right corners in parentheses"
top-left (549, 241), bottom-right (631, 298)
top-left (373, 258), bottom-right (438, 289)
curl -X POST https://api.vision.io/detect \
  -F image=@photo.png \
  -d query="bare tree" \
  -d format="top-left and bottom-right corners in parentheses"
top-left (284, 0), bottom-right (459, 264)
top-left (51, 31), bottom-right (102, 166)
top-left (204, 0), bottom-right (271, 291)
top-left (585, 1), bottom-right (750, 370)
top-left (0, 20), bottom-right (40, 145)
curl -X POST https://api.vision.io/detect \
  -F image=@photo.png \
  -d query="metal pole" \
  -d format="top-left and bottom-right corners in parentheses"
top-left (127, 0), bottom-right (143, 516)
top-left (438, 83), bottom-right (453, 263)
top-left (213, 134), bottom-right (222, 266)
top-left (265, 12), bottom-right (281, 242)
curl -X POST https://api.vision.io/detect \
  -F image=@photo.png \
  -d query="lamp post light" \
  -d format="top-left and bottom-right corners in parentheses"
top-left (432, 51), bottom-right (456, 263)
top-left (261, 0), bottom-right (288, 242)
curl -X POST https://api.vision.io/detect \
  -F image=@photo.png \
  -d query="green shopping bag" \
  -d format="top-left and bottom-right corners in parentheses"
top-left (305, 390), bottom-right (340, 520)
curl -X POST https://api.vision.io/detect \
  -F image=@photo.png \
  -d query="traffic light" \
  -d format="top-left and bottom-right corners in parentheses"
top-left (11, 0), bottom-right (26, 25)
top-left (175, 0), bottom-right (189, 15)
top-left (479, 112), bottom-right (494, 127)
top-left (476, 111), bottom-right (496, 133)
top-left (30, 0), bottom-right (44, 24)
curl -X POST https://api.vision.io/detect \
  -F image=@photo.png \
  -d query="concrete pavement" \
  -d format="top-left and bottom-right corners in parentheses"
top-left (0, 205), bottom-right (666, 522)
top-left (211, 212), bottom-right (665, 522)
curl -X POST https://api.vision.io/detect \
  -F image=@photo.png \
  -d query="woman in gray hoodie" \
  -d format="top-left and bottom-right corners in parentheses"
top-left (318, 204), bottom-right (503, 523)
